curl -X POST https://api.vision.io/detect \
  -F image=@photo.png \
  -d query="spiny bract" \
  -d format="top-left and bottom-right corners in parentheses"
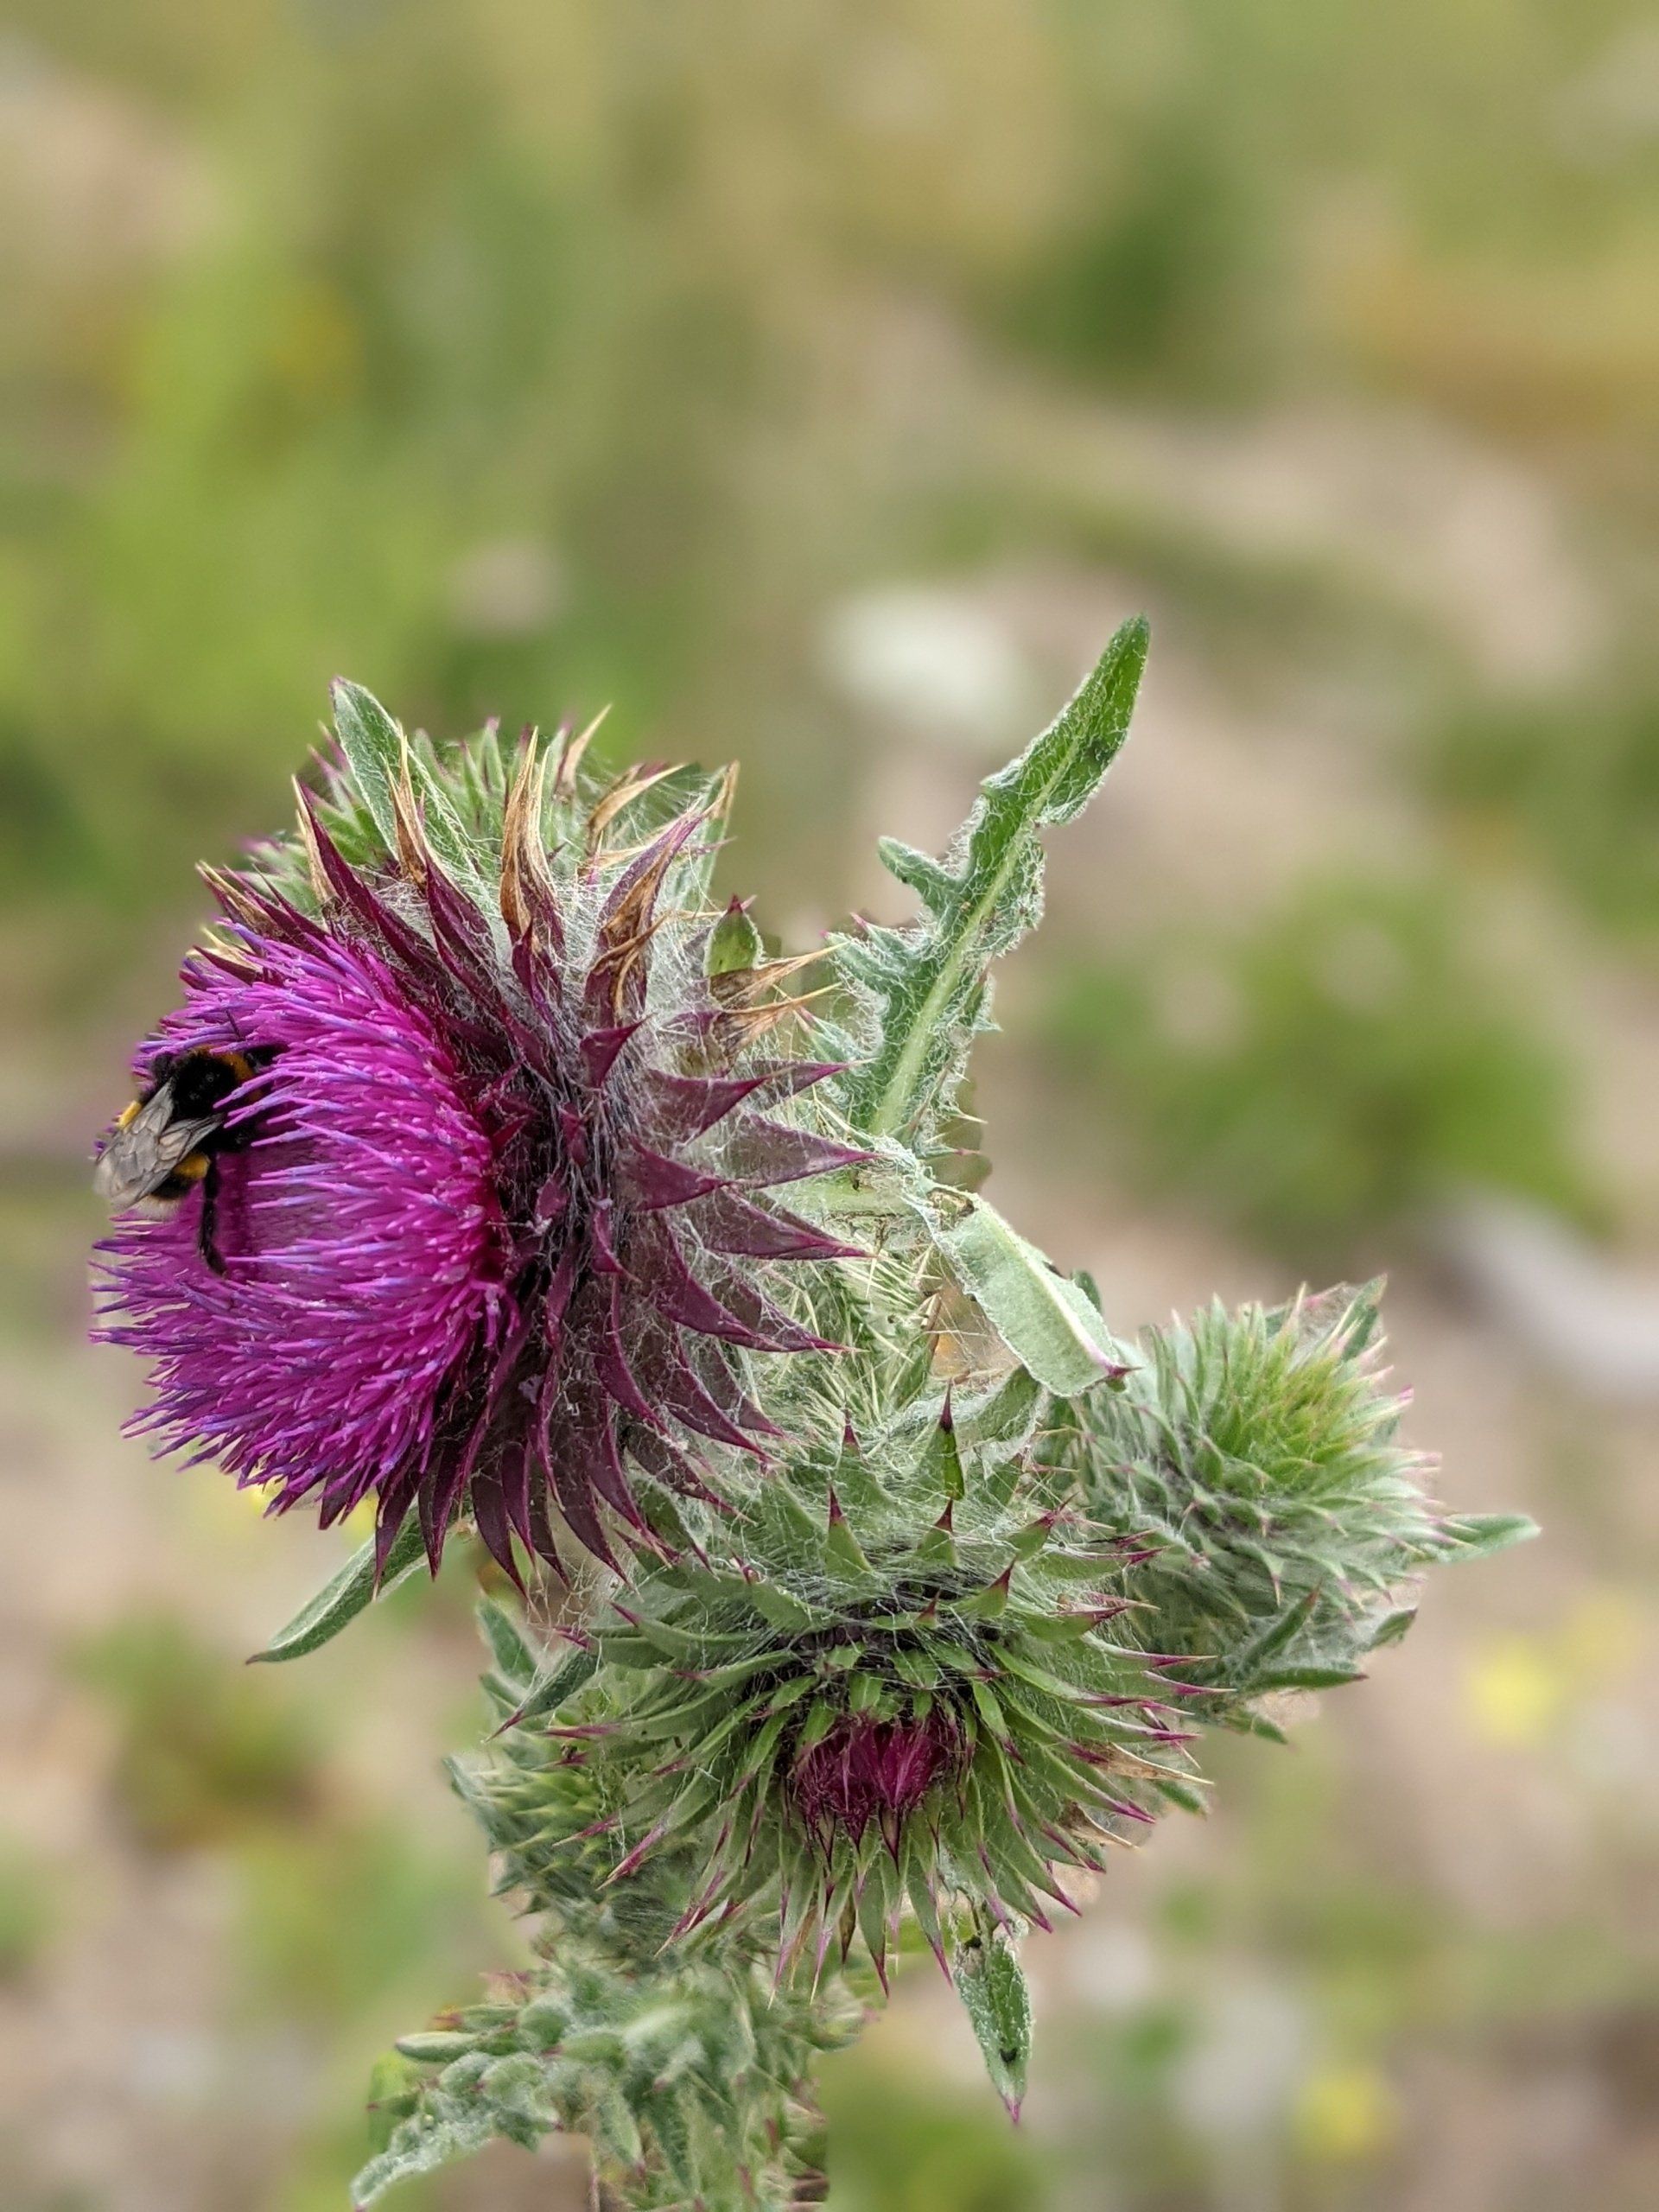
top-left (1069, 1284), bottom-right (1533, 1701)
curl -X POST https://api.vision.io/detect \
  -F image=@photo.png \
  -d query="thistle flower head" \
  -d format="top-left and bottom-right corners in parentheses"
top-left (94, 693), bottom-right (865, 1574)
top-left (565, 1372), bottom-right (1191, 1986)
top-left (97, 926), bottom-right (505, 1516)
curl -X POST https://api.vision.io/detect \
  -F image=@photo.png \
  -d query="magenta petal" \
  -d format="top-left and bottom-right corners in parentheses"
top-left (95, 926), bottom-right (503, 1539)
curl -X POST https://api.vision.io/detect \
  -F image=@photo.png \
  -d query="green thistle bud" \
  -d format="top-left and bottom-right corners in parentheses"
top-left (553, 1375), bottom-right (1192, 1993)
top-left (1070, 1283), bottom-right (1534, 1706)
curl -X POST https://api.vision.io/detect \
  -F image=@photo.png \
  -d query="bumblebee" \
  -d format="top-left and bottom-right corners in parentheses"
top-left (94, 1046), bottom-right (274, 1274)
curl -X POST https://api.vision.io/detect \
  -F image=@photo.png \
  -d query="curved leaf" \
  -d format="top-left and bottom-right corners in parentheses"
top-left (250, 1513), bottom-right (429, 1664)
top-left (921, 1190), bottom-right (1133, 1395)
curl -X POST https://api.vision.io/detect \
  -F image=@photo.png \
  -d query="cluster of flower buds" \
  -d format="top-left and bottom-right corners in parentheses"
top-left (92, 632), bottom-right (1531, 2210)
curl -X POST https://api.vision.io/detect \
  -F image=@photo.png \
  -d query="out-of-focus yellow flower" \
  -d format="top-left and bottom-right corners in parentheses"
top-left (1294, 2063), bottom-right (1397, 2165)
top-left (1465, 1636), bottom-right (1570, 1747)
top-left (1464, 1592), bottom-right (1643, 1750)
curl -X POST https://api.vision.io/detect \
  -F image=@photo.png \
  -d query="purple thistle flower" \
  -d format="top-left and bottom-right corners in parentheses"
top-left (94, 734), bottom-right (867, 1577)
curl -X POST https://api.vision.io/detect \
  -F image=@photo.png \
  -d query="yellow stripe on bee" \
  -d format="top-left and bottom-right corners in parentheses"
top-left (219, 1050), bottom-right (256, 1085)
top-left (175, 1152), bottom-right (211, 1183)
top-left (116, 1100), bottom-right (142, 1130)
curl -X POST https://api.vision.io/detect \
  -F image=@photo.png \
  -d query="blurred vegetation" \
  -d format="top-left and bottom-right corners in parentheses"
top-left (4, 2), bottom-right (1657, 2209)
top-left (0, 1836), bottom-right (57, 1985)
top-left (821, 2051), bottom-right (1046, 2212)
top-left (3, 0), bottom-right (1656, 1021)
top-left (71, 1612), bottom-right (321, 1850)
top-left (1042, 875), bottom-right (1597, 1268)
top-left (1423, 683), bottom-right (1659, 947)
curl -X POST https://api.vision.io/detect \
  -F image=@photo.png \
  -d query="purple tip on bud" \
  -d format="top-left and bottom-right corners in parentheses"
top-left (789, 1710), bottom-right (960, 1851)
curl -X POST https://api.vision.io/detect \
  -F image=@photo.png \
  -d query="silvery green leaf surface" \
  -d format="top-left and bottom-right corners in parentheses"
top-left (475, 1595), bottom-right (538, 1686)
top-left (832, 615), bottom-right (1147, 1147)
top-left (1440, 1511), bottom-right (1540, 1559)
top-left (953, 1924), bottom-right (1033, 2119)
top-left (250, 1515), bottom-right (427, 1663)
top-left (920, 1189), bottom-right (1133, 1394)
top-left (705, 895), bottom-right (765, 977)
top-left (330, 679), bottom-right (480, 888)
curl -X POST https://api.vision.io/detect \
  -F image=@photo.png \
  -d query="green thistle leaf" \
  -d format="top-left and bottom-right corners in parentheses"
top-left (706, 894), bottom-right (766, 978)
top-left (329, 677), bottom-right (480, 891)
top-left (250, 1514), bottom-right (427, 1664)
top-left (833, 615), bottom-right (1148, 1147)
top-left (1440, 1511), bottom-right (1540, 1559)
top-left (921, 1189), bottom-right (1132, 1394)
top-left (953, 1923), bottom-right (1033, 2119)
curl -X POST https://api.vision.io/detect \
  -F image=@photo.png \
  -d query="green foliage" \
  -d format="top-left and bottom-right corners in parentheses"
top-left (991, 108), bottom-right (1277, 401)
top-left (830, 618), bottom-right (1147, 1150)
top-left (356, 1948), bottom-right (859, 2210)
top-left (559, 1364), bottom-right (1181, 1989)
top-left (354, 1607), bottom-right (866, 2210)
top-left (915, 1190), bottom-right (1130, 1395)
top-left (247, 679), bottom-right (731, 929)
top-left (0, 1835), bottom-right (57, 1983)
top-left (820, 2046), bottom-right (1047, 2211)
top-left (71, 1612), bottom-right (318, 1850)
top-left (368, 1250), bottom-right (1518, 2202)
top-left (953, 1922), bottom-right (1033, 2120)
top-left (234, 1815), bottom-right (479, 2031)
top-left (1043, 874), bottom-right (1596, 1265)
top-left (253, 1517), bottom-right (429, 1665)
top-left (1422, 688), bottom-right (1659, 945)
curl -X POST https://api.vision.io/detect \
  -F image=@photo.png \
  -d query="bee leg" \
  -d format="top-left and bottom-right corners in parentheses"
top-left (197, 1161), bottom-right (226, 1276)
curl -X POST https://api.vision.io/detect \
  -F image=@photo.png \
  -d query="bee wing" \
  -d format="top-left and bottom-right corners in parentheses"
top-left (92, 1084), bottom-right (220, 1209)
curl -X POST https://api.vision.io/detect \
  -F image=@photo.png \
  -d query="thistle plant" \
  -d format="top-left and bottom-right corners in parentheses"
top-left (91, 620), bottom-right (1533, 2208)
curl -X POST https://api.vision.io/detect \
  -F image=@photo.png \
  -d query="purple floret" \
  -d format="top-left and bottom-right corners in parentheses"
top-left (96, 929), bottom-right (505, 1531)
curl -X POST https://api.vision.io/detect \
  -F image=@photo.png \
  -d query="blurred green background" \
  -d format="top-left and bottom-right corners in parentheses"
top-left (3, 4), bottom-right (1656, 2208)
